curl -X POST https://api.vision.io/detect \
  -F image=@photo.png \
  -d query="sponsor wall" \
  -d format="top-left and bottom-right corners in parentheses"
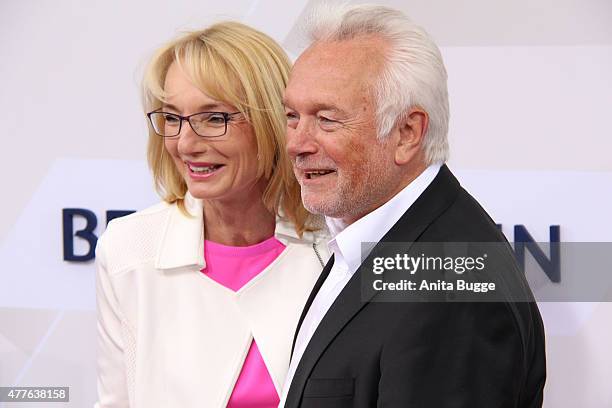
top-left (1, 0), bottom-right (610, 406)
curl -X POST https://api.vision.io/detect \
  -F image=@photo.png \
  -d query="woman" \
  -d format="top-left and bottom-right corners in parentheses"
top-left (94, 22), bottom-right (328, 407)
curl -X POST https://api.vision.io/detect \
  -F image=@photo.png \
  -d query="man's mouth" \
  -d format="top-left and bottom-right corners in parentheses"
top-left (304, 169), bottom-right (336, 179)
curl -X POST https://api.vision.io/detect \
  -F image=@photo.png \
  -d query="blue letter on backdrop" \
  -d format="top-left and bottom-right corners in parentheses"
top-left (106, 210), bottom-right (135, 225)
top-left (514, 225), bottom-right (561, 282)
top-left (63, 208), bottom-right (98, 262)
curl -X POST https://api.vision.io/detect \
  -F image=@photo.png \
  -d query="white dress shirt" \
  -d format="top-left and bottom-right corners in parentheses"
top-left (278, 163), bottom-right (442, 407)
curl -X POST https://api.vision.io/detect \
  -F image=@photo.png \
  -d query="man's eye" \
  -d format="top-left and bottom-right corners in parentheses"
top-left (286, 111), bottom-right (300, 128)
top-left (318, 116), bottom-right (341, 131)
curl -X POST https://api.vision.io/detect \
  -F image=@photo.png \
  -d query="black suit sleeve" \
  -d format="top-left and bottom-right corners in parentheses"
top-left (378, 301), bottom-right (528, 408)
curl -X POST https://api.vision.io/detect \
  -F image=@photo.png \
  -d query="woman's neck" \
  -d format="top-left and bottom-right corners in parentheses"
top-left (202, 197), bottom-right (276, 247)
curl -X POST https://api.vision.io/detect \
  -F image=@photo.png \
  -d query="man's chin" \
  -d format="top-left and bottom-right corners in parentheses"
top-left (302, 200), bottom-right (327, 216)
top-left (303, 195), bottom-right (330, 215)
top-left (302, 195), bottom-right (348, 219)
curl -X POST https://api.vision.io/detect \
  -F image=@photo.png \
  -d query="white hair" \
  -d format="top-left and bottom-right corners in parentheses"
top-left (304, 2), bottom-right (450, 164)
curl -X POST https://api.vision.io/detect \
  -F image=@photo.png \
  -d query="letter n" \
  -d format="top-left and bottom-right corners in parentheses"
top-left (514, 225), bottom-right (561, 282)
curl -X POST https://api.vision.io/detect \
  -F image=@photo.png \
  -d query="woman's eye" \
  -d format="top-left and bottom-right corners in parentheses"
top-left (208, 114), bottom-right (225, 123)
top-left (164, 114), bottom-right (180, 125)
top-left (286, 112), bottom-right (298, 120)
top-left (201, 113), bottom-right (227, 127)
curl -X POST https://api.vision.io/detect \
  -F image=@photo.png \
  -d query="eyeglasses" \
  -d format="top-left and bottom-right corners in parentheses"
top-left (146, 111), bottom-right (242, 138)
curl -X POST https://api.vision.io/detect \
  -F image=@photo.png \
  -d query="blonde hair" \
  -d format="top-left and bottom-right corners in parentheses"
top-left (142, 21), bottom-right (312, 235)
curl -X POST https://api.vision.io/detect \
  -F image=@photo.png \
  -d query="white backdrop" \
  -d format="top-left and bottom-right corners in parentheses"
top-left (1, 0), bottom-right (611, 406)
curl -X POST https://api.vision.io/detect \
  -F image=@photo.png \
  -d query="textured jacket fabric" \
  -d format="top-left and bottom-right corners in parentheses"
top-left (94, 193), bottom-right (329, 408)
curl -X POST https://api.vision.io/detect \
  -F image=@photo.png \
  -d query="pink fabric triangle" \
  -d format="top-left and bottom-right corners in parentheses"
top-left (201, 237), bottom-right (284, 407)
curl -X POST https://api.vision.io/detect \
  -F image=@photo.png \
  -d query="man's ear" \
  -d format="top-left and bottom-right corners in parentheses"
top-left (395, 108), bottom-right (429, 165)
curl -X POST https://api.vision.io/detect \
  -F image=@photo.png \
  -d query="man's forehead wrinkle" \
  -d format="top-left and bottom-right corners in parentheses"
top-left (311, 36), bottom-right (387, 65)
top-left (300, 42), bottom-right (385, 89)
top-left (284, 81), bottom-right (343, 110)
top-left (286, 71), bottom-right (348, 110)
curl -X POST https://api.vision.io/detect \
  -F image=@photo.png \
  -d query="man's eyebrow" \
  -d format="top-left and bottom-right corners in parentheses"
top-left (281, 100), bottom-right (345, 114)
top-left (314, 104), bottom-right (342, 113)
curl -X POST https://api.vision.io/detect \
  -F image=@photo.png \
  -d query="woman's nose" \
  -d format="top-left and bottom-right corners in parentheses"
top-left (177, 121), bottom-right (207, 155)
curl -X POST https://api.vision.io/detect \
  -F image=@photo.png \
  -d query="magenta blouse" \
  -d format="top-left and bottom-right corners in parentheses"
top-left (201, 237), bottom-right (285, 407)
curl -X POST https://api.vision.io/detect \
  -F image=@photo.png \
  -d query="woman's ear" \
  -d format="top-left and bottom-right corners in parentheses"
top-left (395, 108), bottom-right (429, 165)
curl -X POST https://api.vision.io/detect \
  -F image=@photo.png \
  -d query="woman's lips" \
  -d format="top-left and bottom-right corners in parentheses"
top-left (186, 162), bottom-right (225, 179)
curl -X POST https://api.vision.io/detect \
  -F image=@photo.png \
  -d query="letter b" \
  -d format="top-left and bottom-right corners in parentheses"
top-left (62, 208), bottom-right (98, 262)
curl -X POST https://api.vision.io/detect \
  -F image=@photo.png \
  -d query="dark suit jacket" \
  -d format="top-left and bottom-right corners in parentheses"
top-left (284, 165), bottom-right (546, 408)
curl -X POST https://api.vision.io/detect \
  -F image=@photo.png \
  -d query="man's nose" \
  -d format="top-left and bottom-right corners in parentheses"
top-left (286, 119), bottom-right (318, 159)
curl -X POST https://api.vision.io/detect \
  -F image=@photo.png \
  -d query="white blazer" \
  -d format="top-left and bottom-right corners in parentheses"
top-left (94, 193), bottom-right (329, 408)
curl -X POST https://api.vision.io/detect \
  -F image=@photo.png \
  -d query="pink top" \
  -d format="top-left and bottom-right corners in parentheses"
top-left (201, 237), bottom-right (285, 408)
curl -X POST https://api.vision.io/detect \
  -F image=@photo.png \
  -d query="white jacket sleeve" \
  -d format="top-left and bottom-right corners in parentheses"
top-left (94, 234), bottom-right (130, 408)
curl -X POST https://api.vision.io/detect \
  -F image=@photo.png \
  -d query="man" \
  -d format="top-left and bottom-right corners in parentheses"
top-left (279, 3), bottom-right (546, 408)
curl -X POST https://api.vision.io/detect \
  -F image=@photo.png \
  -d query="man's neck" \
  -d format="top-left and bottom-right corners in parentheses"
top-left (340, 162), bottom-right (429, 226)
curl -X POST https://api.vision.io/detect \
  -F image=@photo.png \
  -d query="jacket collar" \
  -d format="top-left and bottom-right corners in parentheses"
top-left (155, 192), bottom-right (205, 270)
top-left (155, 192), bottom-right (317, 270)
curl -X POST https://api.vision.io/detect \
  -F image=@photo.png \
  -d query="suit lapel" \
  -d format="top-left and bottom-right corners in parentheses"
top-left (284, 165), bottom-right (461, 407)
top-left (291, 254), bottom-right (335, 356)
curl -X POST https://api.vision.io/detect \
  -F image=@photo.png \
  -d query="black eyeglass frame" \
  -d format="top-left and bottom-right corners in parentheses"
top-left (146, 110), bottom-right (242, 138)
